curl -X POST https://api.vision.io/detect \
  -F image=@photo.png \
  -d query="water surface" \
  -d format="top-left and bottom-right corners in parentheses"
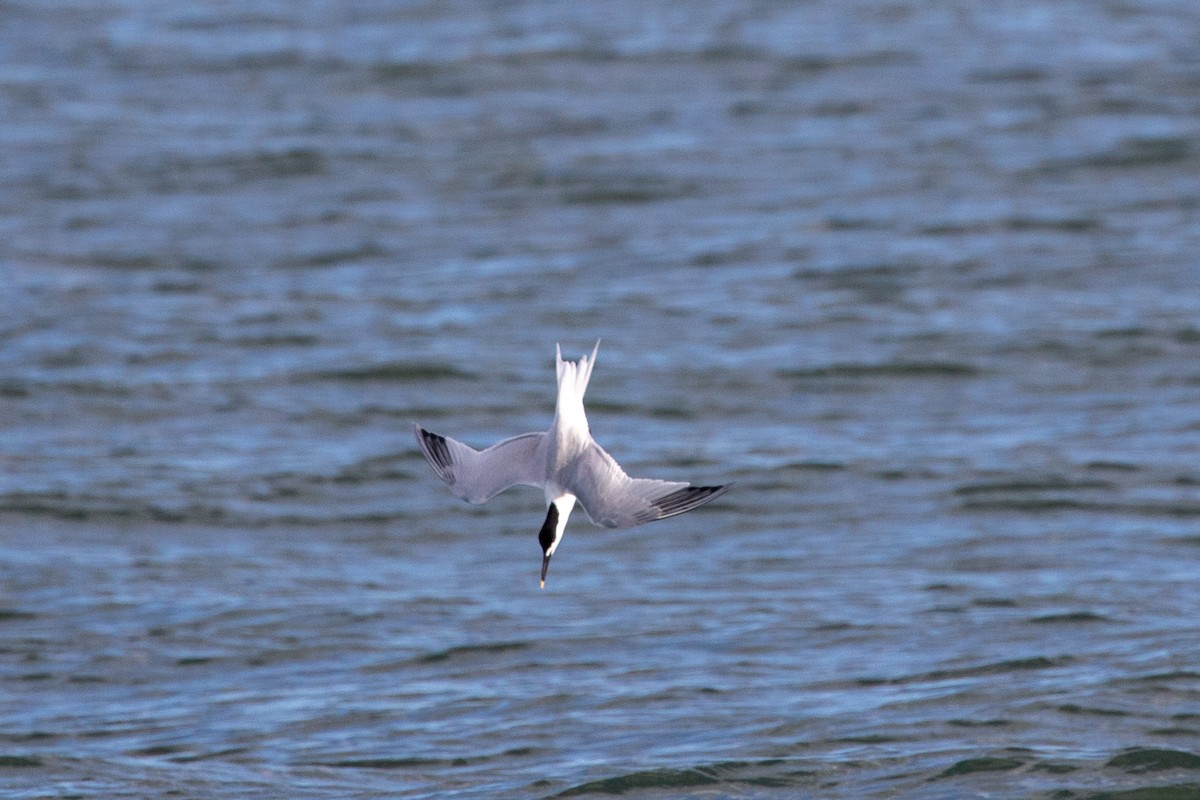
top-left (3, 1), bottom-right (1200, 797)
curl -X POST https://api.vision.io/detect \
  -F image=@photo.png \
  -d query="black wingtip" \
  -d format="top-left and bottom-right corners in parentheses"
top-left (414, 425), bottom-right (455, 482)
top-left (649, 483), bottom-right (731, 519)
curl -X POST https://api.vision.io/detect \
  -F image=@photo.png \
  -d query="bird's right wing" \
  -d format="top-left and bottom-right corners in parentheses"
top-left (413, 424), bottom-right (546, 504)
top-left (567, 441), bottom-right (730, 529)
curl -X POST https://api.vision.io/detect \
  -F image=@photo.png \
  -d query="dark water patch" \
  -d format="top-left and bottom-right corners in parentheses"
top-left (66, 674), bottom-right (105, 684)
top-left (778, 361), bottom-right (980, 380)
top-left (1087, 460), bottom-right (1140, 472)
top-left (924, 582), bottom-right (966, 592)
top-left (331, 455), bottom-right (412, 484)
top-left (782, 460), bottom-right (847, 473)
top-left (812, 99), bottom-right (874, 117)
top-left (305, 362), bottom-right (475, 382)
top-left (552, 767), bottom-right (720, 796)
top-left (38, 346), bottom-right (98, 369)
top-left (861, 656), bottom-right (1070, 687)
top-left (1032, 761), bottom-right (1081, 774)
top-left (176, 656), bottom-right (218, 667)
top-left (822, 215), bottom-right (887, 231)
top-left (0, 755), bottom-right (42, 768)
top-left (0, 609), bottom-right (36, 621)
top-left (953, 479), bottom-right (1114, 496)
top-left (417, 641), bottom-right (532, 665)
top-left (792, 261), bottom-right (912, 282)
top-left (698, 43), bottom-right (821, 66)
top-left (33, 379), bottom-right (135, 398)
top-left (524, 42), bottom-right (907, 71)
top-left (129, 744), bottom-right (187, 758)
top-left (254, 474), bottom-right (325, 501)
top-left (75, 251), bottom-right (165, 270)
top-left (1175, 328), bottom-right (1200, 344)
top-left (797, 260), bottom-right (919, 297)
top-left (0, 492), bottom-right (411, 527)
top-left (935, 756), bottom-right (1025, 778)
top-left (232, 147), bottom-right (326, 180)
top-left (1028, 611), bottom-right (1110, 624)
top-left (0, 733), bottom-right (56, 743)
top-left (1077, 785), bottom-right (1200, 800)
top-left (246, 644), bottom-right (351, 668)
top-left (948, 718), bottom-right (1014, 728)
top-left (970, 66), bottom-right (1051, 83)
top-left (689, 243), bottom-right (760, 267)
top-left (274, 241), bottom-right (387, 270)
top-left (0, 380), bottom-right (30, 398)
top-left (1058, 704), bottom-right (1130, 717)
top-left (831, 733), bottom-right (901, 744)
top-left (0, 492), bottom-right (229, 524)
top-left (919, 218), bottom-right (992, 235)
top-left (960, 498), bottom-right (1093, 513)
top-left (563, 180), bottom-right (698, 206)
top-left (926, 604), bottom-right (967, 613)
top-left (961, 499), bottom-right (1200, 517)
top-left (1084, 136), bottom-right (1194, 169)
top-left (1151, 728), bottom-right (1200, 738)
top-left (810, 621), bottom-right (856, 632)
top-left (321, 757), bottom-right (454, 769)
top-left (135, 146), bottom-right (327, 192)
top-left (0, 491), bottom-right (117, 522)
top-left (1096, 327), bottom-right (1153, 340)
top-left (780, 48), bottom-right (915, 71)
top-left (660, 454), bottom-right (718, 470)
top-left (274, 510), bottom-right (416, 526)
top-left (1005, 215), bottom-right (1100, 233)
top-left (524, 169), bottom-right (700, 206)
top-left (369, 61), bottom-right (472, 95)
top-left (1138, 672), bottom-right (1200, 683)
top-left (171, 747), bottom-right (249, 763)
top-left (972, 597), bottom-right (1019, 608)
top-left (1037, 135), bottom-right (1196, 174)
top-left (550, 759), bottom-right (815, 797)
top-left (125, 42), bottom-right (314, 72)
top-left (1107, 750), bottom-right (1200, 773)
top-left (921, 657), bottom-right (1065, 681)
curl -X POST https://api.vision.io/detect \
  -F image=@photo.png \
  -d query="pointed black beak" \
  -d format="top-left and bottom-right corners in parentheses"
top-left (540, 553), bottom-right (551, 589)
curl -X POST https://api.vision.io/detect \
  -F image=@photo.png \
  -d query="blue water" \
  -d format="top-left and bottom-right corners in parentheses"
top-left (3, 2), bottom-right (1200, 798)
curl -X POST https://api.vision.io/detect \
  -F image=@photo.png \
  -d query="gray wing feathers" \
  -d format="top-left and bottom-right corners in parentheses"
top-left (413, 424), bottom-right (545, 504)
top-left (567, 442), bottom-right (730, 529)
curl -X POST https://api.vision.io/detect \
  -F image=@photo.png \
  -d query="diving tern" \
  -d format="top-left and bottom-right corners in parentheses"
top-left (413, 341), bottom-right (730, 587)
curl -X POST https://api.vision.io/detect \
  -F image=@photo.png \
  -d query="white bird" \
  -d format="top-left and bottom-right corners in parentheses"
top-left (413, 341), bottom-right (730, 587)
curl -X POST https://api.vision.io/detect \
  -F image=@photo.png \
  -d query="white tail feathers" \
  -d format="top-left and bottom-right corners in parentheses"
top-left (555, 340), bottom-right (601, 404)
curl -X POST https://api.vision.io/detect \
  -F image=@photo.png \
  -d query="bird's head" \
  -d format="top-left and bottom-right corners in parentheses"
top-left (537, 495), bottom-right (575, 588)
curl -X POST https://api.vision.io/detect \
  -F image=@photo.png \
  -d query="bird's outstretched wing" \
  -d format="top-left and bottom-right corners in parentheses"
top-left (565, 441), bottom-right (730, 529)
top-left (413, 424), bottom-right (546, 504)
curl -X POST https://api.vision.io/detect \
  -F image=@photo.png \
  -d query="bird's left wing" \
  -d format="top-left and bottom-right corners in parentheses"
top-left (413, 424), bottom-right (546, 504)
top-left (566, 441), bottom-right (730, 529)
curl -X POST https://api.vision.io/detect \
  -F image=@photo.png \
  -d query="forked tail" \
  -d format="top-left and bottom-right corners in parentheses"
top-left (555, 339), bottom-right (601, 409)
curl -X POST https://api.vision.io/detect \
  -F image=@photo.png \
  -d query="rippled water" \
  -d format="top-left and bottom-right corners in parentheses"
top-left (3, 2), bottom-right (1200, 798)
